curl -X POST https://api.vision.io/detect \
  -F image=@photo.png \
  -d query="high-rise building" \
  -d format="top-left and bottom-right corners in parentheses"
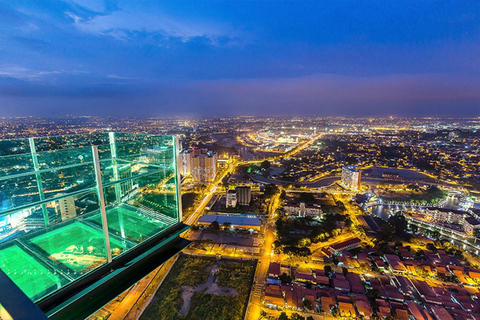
top-left (57, 195), bottom-right (77, 221)
top-left (191, 149), bottom-right (217, 182)
top-left (178, 149), bottom-right (193, 176)
top-left (236, 186), bottom-right (252, 206)
top-left (341, 166), bottom-right (361, 190)
top-left (226, 189), bottom-right (237, 208)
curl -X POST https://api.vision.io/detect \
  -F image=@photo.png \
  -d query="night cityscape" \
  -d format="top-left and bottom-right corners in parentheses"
top-left (1, 1), bottom-right (480, 320)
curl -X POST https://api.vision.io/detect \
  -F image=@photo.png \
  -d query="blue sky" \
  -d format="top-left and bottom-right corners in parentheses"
top-left (0, 0), bottom-right (479, 117)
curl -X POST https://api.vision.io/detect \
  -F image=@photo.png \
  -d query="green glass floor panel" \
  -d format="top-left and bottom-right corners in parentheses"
top-left (0, 244), bottom-right (67, 301)
top-left (87, 207), bottom-right (168, 243)
top-left (26, 222), bottom-right (128, 276)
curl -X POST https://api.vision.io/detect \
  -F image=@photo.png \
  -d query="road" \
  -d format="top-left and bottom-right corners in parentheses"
top-left (184, 161), bottom-right (236, 226)
top-left (245, 192), bottom-right (280, 320)
top-left (88, 255), bottom-right (178, 320)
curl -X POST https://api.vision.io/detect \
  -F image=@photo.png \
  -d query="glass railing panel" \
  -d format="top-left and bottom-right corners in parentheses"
top-left (0, 153), bottom-right (34, 177)
top-left (0, 174), bottom-right (41, 209)
top-left (0, 189), bottom-right (110, 301)
top-left (0, 241), bottom-right (69, 302)
top-left (125, 171), bottom-right (179, 220)
top-left (32, 133), bottom-right (109, 152)
top-left (39, 163), bottom-right (96, 199)
top-left (18, 190), bottom-right (118, 280)
top-left (36, 146), bottom-right (95, 170)
top-left (113, 136), bottom-right (175, 167)
top-left (0, 138), bottom-right (31, 156)
top-left (96, 171), bottom-right (180, 255)
top-left (0, 132), bottom-right (180, 303)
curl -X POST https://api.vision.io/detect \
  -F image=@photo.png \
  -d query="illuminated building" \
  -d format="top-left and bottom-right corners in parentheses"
top-left (284, 202), bottom-right (322, 217)
top-left (236, 186), bottom-right (252, 206)
top-left (464, 217), bottom-right (480, 236)
top-left (341, 166), bottom-right (361, 190)
top-left (0, 132), bottom-right (187, 319)
top-left (424, 207), bottom-right (466, 224)
top-left (178, 149), bottom-right (193, 176)
top-left (197, 214), bottom-right (261, 231)
top-left (226, 189), bottom-right (237, 208)
top-left (191, 149), bottom-right (217, 182)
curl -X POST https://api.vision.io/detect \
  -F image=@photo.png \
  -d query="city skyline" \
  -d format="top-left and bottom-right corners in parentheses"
top-left (1, 1), bottom-right (479, 117)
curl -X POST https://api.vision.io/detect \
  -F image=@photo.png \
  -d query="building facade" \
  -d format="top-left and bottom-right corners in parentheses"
top-left (226, 189), bottom-right (237, 208)
top-left (284, 202), bottom-right (323, 217)
top-left (191, 149), bottom-right (217, 182)
top-left (178, 149), bottom-right (193, 176)
top-left (424, 207), bottom-right (466, 225)
top-left (57, 196), bottom-right (77, 221)
top-left (341, 166), bottom-right (361, 190)
top-left (464, 216), bottom-right (480, 236)
top-left (236, 186), bottom-right (252, 206)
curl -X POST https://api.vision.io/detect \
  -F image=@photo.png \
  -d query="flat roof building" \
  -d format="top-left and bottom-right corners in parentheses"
top-left (198, 214), bottom-right (261, 231)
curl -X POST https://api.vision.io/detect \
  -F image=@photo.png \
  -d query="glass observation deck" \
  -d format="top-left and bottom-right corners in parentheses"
top-left (0, 132), bottom-right (182, 304)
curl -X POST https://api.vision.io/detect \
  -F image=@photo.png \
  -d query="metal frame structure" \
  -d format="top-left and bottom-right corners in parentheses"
top-left (0, 132), bottom-right (187, 319)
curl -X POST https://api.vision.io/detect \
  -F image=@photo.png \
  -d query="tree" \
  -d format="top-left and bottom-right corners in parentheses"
top-left (324, 265), bottom-right (332, 276)
top-left (280, 190), bottom-right (287, 200)
top-left (210, 221), bottom-right (220, 230)
top-left (264, 184), bottom-right (279, 197)
top-left (279, 273), bottom-right (292, 283)
top-left (278, 312), bottom-right (289, 320)
top-left (261, 160), bottom-right (271, 170)
top-left (415, 266), bottom-right (429, 278)
top-left (291, 313), bottom-right (304, 320)
top-left (302, 298), bottom-right (313, 311)
top-left (344, 216), bottom-right (352, 228)
top-left (410, 224), bottom-right (418, 234)
top-left (426, 243), bottom-right (437, 252)
top-left (430, 230), bottom-right (441, 241)
top-left (380, 223), bottom-right (395, 241)
top-left (388, 214), bottom-right (408, 237)
top-left (223, 222), bottom-right (232, 230)
top-left (342, 267), bottom-right (348, 277)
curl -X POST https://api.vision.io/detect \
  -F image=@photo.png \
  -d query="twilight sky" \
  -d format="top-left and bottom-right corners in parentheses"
top-left (0, 0), bottom-right (479, 117)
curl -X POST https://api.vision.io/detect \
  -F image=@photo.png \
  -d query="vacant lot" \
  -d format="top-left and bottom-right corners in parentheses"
top-left (141, 254), bottom-right (256, 320)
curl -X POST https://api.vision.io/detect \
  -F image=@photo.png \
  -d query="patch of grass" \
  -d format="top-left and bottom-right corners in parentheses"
top-left (186, 293), bottom-right (239, 320)
top-left (141, 256), bottom-right (256, 320)
top-left (186, 259), bottom-right (256, 320)
top-left (140, 254), bottom-right (216, 320)
top-left (216, 260), bottom-right (256, 297)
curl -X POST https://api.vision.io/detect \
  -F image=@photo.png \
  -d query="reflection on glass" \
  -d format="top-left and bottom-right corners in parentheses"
top-left (0, 132), bottom-right (180, 302)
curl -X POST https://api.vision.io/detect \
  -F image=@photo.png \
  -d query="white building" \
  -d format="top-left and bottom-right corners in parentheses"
top-left (226, 189), bottom-right (237, 208)
top-left (284, 202), bottom-right (322, 217)
top-left (341, 166), bottom-right (361, 190)
top-left (424, 207), bottom-right (466, 225)
top-left (178, 149), bottom-right (193, 176)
